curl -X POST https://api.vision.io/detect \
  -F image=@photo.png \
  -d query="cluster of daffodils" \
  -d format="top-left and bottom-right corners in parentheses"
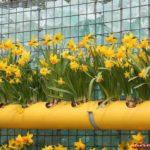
top-left (0, 132), bottom-right (145, 150)
top-left (42, 133), bottom-right (145, 150)
top-left (0, 32), bottom-right (149, 104)
top-left (118, 132), bottom-right (144, 150)
top-left (0, 40), bottom-right (30, 84)
top-left (0, 132), bottom-right (33, 150)
top-left (0, 39), bottom-right (36, 104)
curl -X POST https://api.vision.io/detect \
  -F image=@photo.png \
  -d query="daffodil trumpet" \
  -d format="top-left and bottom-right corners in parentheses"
top-left (0, 101), bottom-right (150, 130)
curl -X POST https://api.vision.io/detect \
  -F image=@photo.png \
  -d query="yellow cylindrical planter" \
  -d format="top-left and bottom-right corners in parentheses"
top-left (0, 101), bottom-right (150, 130)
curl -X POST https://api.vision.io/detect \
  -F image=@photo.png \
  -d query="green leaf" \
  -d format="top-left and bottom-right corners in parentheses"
top-left (48, 86), bottom-right (73, 95)
top-left (88, 78), bottom-right (96, 100)
top-left (98, 67), bottom-right (110, 71)
top-left (128, 76), bottom-right (138, 82)
top-left (134, 83), bottom-right (148, 89)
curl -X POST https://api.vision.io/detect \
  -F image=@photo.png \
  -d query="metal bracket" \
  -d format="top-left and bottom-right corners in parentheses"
top-left (88, 111), bottom-right (99, 130)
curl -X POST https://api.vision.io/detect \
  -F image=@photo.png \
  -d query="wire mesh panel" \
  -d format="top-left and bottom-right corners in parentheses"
top-left (0, 129), bottom-right (150, 149)
top-left (0, 0), bottom-right (150, 149)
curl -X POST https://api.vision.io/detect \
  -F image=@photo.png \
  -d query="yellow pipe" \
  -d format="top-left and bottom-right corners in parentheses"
top-left (0, 101), bottom-right (150, 130)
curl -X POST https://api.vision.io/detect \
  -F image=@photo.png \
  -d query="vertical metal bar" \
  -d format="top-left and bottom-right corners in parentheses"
top-left (148, 0), bottom-right (150, 37)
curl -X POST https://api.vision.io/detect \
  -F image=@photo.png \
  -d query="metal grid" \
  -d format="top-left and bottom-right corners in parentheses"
top-left (0, 0), bottom-right (150, 149)
top-left (0, 129), bottom-right (150, 149)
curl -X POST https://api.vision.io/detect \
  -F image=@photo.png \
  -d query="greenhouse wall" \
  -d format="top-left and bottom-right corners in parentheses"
top-left (0, 0), bottom-right (150, 149)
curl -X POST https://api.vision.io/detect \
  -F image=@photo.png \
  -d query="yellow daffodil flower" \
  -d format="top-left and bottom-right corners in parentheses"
top-left (104, 47), bottom-right (115, 58)
top-left (78, 34), bottom-right (93, 48)
top-left (54, 144), bottom-right (67, 150)
top-left (53, 33), bottom-right (64, 44)
top-left (80, 64), bottom-right (88, 72)
top-left (104, 60), bottom-right (114, 69)
top-left (17, 51), bottom-right (30, 66)
top-left (96, 72), bottom-right (103, 83)
top-left (122, 33), bottom-right (137, 49)
top-left (117, 46), bottom-right (126, 59)
top-left (3, 39), bottom-right (14, 49)
top-left (118, 141), bottom-right (127, 150)
top-left (105, 35), bottom-right (117, 43)
top-left (96, 45), bottom-right (107, 56)
top-left (40, 59), bottom-right (48, 67)
top-left (132, 132), bottom-right (144, 143)
top-left (49, 54), bottom-right (59, 65)
top-left (66, 55), bottom-right (76, 61)
top-left (124, 71), bottom-right (130, 79)
top-left (61, 51), bottom-right (69, 59)
top-left (15, 135), bottom-right (25, 144)
top-left (42, 145), bottom-right (53, 150)
top-left (138, 69), bottom-right (147, 79)
top-left (0, 60), bottom-right (7, 71)
top-left (70, 61), bottom-right (79, 71)
top-left (67, 39), bottom-right (77, 51)
top-left (78, 50), bottom-right (84, 58)
top-left (74, 139), bottom-right (85, 150)
top-left (43, 34), bottom-right (53, 46)
top-left (58, 77), bottom-right (65, 85)
top-left (22, 132), bottom-right (33, 145)
top-left (28, 38), bottom-right (39, 48)
top-left (40, 68), bottom-right (50, 76)
top-left (139, 38), bottom-right (149, 49)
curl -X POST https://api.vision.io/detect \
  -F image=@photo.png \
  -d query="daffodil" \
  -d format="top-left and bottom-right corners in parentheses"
top-left (67, 39), bottom-right (77, 51)
top-left (80, 64), bottom-right (88, 72)
top-left (105, 35), bottom-right (117, 43)
top-left (53, 33), bottom-right (64, 44)
top-left (42, 145), bottom-right (53, 150)
top-left (3, 39), bottom-right (14, 49)
top-left (104, 47), bottom-right (115, 58)
top-left (117, 46), bottom-right (126, 59)
top-left (18, 51), bottom-right (30, 66)
top-left (124, 71), bottom-right (130, 79)
top-left (132, 132), bottom-right (144, 143)
top-left (122, 33), bottom-right (137, 48)
top-left (66, 55), bottom-right (76, 61)
top-left (49, 54), bottom-right (59, 65)
top-left (22, 132), bottom-right (33, 145)
top-left (8, 138), bottom-right (23, 149)
top-left (15, 135), bottom-right (25, 144)
top-left (15, 78), bottom-right (21, 84)
top-left (96, 45), bottom-right (107, 56)
top-left (139, 38), bottom-right (149, 49)
top-left (40, 68), bottom-right (50, 76)
top-left (40, 59), bottom-right (48, 67)
top-left (12, 46), bottom-right (24, 56)
top-left (43, 34), bottom-right (53, 46)
top-left (61, 51), bottom-right (69, 59)
top-left (138, 69), bottom-right (147, 79)
top-left (70, 61), bottom-right (79, 71)
top-left (104, 60), bottom-right (114, 69)
top-left (74, 139), bottom-right (85, 150)
top-left (54, 144), bottom-right (67, 150)
top-left (96, 72), bottom-right (103, 83)
top-left (78, 50), bottom-right (83, 57)
top-left (78, 34), bottom-right (93, 48)
top-left (0, 60), bottom-right (7, 71)
top-left (118, 142), bottom-right (127, 150)
top-left (28, 38), bottom-right (39, 48)
top-left (15, 69), bottom-right (21, 78)
top-left (58, 78), bottom-right (65, 85)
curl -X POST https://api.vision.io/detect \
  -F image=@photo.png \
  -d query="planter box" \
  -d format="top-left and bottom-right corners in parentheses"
top-left (0, 101), bottom-right (149, 130)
